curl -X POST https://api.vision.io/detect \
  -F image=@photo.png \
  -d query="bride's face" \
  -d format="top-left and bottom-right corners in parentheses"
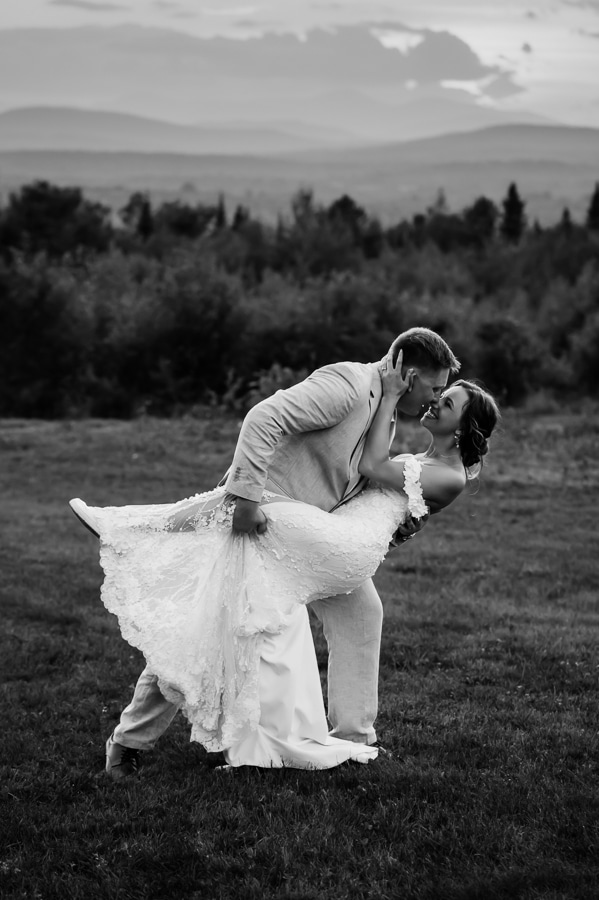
top-left (420, 385), bottom-right (469, 436)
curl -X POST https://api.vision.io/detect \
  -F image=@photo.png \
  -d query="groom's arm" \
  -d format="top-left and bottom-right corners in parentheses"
top-left (223, 362), bottom-right (364, 513)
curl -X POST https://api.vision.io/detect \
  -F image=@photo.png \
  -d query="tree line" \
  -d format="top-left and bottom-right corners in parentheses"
top-left (0, 178), bottom-right (598, 417)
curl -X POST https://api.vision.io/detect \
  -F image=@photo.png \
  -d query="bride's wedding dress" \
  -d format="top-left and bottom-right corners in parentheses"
top-left (83, 456), bottom-right (426, 769)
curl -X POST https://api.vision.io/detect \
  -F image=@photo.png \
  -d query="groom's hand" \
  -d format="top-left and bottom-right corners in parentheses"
top-left (232, 497), bottom-right (268, 534)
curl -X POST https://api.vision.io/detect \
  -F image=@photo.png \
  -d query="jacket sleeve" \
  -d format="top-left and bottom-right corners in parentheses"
top-left (223, 362), bottom-right (364, 502)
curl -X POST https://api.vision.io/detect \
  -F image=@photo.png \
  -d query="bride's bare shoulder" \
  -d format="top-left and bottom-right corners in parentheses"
top-left (419, 459), bottom-right (466, 512)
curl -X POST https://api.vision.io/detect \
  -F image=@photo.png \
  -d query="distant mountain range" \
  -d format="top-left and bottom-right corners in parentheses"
top-left (0, 107), bottom-right (359, 155)
top-left (1, 122), bottom-right (597, 226)
top-left (313, 123), bottom-right (599, 168)
top-left (0, 108), bottom-right (593, 164)
top-left (0, 104), bottom-right (560, 156)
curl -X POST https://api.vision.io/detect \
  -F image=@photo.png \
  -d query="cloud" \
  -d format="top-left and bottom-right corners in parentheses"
top-left (306, 27), bottom-right (508, 101)
top-left (232, 18), bottom-right (282, 30)
top-left (359, 24), bottom-right (532, 102)
top-left (345, 22), bottom-right (512, 87)
top-left (374, 27), bottom-right (425, 54)
top-left (25, 20), bottom-right (516, 105)
top-left (215, 25), bottom-right (510, 97)
top-left (563, 0), bottom-right (599, 9)
top-left (365, 19), bottom-right (424, 33)
top-left (482, 72), bottom-right (525, 99)
top-left (201, 5), bottom-right (259, 15)
top-left (49, 0), bottom-right (129, 9)
top-left (149, 0), bottom-right (196, 17)
top-left (402, 30), bottom-right (497, 83)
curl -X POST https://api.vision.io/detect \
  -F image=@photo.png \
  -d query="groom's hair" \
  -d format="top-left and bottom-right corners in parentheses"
top-left (390, 327), bottom-right (460, 374)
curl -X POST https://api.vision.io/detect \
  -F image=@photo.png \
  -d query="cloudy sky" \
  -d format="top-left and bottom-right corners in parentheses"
top-left (1, 0), bottom-right (598, 127)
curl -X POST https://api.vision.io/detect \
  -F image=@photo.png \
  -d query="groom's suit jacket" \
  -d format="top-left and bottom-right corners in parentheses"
top-left (223, 361), bottom-right (392, 513)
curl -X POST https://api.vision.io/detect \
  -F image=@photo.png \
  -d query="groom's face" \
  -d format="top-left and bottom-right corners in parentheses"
top-left (396, 366), bottom-right (450, 417)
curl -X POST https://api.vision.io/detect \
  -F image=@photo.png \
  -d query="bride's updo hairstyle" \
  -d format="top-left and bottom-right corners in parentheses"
top-left (454, 379), bottom-right (500, 473)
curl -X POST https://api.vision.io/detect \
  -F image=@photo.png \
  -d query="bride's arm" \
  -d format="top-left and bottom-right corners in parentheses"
top-left (358, 352), bottom-right (462, 512)
top-left (359, 390), bottom-right (405, 482)
top-left (359, 348), bottom-right (411, 476)
top-left (365, 455), bottom-right (463, 513)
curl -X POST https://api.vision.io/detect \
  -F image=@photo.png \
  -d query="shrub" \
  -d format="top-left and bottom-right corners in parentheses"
top-left (471, 316), bottom-right (543, 405)
top-left (569, 311), bottom-right (599, 390)
top-left (0, 259), bottom-right (94, 416)
top-left (0, 181), bottom-right (112, 259)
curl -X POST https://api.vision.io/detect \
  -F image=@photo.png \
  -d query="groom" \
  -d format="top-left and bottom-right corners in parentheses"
top-left (106, 326), bottom-right (460, 779)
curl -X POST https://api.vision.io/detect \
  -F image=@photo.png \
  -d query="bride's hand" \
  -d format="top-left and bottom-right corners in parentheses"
top-left (382, 349), bottom-right (415, 398)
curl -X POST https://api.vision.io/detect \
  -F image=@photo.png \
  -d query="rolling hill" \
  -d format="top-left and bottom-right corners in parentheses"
top-left (0, 107), bottom-right (361, 155)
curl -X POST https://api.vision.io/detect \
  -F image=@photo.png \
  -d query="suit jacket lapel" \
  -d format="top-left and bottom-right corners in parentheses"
top-left (333, 364), bottom-right (387, 509)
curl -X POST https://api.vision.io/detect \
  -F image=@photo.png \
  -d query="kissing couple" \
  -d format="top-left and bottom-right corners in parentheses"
top-left (70, 326), bottom-right (500, 775)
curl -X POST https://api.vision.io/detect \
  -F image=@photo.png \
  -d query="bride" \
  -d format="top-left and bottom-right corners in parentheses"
top-left (70, 352), bottom-right (499, 770)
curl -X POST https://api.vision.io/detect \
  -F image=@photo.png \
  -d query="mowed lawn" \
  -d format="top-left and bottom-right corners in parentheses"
top-left (1, 407), bottom-right (598, 900)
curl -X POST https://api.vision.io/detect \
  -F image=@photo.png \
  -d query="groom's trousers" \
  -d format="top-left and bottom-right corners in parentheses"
top-left (113, 578), bottom-right (383, 749)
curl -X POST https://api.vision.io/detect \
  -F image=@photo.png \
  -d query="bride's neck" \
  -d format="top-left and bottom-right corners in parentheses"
top-left (424, 437), bottom-right (461, 463)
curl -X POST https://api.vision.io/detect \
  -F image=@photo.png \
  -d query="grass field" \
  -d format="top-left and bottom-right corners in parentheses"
top-left (1, 407), bottom-right (598, 900)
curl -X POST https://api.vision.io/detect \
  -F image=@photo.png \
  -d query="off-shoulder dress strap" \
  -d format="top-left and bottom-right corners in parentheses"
top-left (401, 455), bottom-right (428, 519)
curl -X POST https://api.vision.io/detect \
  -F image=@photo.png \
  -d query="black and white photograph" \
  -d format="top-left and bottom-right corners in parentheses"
top-left (1, 1), bottom-right (598, 898)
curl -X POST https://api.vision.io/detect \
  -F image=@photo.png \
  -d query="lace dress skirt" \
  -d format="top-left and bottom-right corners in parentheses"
top-left (91, 458), bottom-right (426, 767)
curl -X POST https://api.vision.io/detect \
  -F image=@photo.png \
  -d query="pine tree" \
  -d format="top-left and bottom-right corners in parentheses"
top-left (232, 204), bottom-right (250, 230)
top-left (560, 207), bottom-right (573, 234)
top-left (500, 182), bottom-right (526, 243)
top-left (137, 198), bottom-right (154, 240)
top-left (215, 193), bottom-right (227, 230)
top-left (427, 188), bottom-right (449, 217)
top-left (586, 182), bottom-right (599, 231)
top-left (120, 191), bottom-right (154, 239)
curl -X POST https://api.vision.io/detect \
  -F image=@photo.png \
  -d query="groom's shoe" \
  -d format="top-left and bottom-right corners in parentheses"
top-left (105, 733), bottom-right (141, 781)
top-left (69, 498), bottom-right (100, 538)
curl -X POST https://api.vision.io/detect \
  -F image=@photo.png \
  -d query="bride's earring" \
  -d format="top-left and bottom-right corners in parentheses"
top-left (454, 431), bottom-right (461, 447)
